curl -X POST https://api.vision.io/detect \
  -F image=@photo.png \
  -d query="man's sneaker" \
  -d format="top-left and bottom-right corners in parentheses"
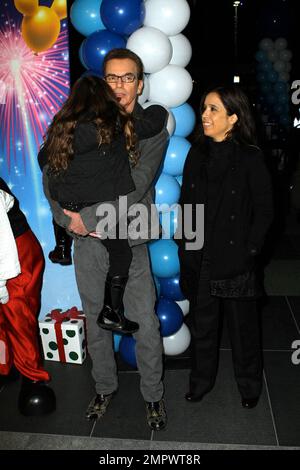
top-left (85, 392), bottom-right (115, 420)
top-left (145, 399), bottom-right (167, 431)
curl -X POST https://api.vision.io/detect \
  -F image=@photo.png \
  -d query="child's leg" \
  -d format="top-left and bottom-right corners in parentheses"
top-left (101, 237), bottom-right (132, 278)
top-left (1, 230), bottom-right (50, 382)
top-left (97, 229), bottom-right (139, 334)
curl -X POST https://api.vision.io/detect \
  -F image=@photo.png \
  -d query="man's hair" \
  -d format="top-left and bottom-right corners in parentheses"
top-left (103, 48), bottom-right (144, 80)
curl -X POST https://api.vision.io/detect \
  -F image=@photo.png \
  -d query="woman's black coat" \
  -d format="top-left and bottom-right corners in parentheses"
top-left (176, 139), bottom-right (273, 298)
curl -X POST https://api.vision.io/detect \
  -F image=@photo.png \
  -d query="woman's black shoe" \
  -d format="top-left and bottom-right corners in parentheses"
top-left (241, 397), bottom-right (259, 409)
top-left (97, 275), bottom-right (139, 334)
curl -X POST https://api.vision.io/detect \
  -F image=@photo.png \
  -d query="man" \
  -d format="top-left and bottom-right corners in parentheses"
top-left (42, 49), bottom-right (169, 430)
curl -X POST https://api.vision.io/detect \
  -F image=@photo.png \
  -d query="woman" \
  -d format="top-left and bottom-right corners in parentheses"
top-left (38, 75), bottom-right (166, 335)
top-left (177, 85), bottom-right (273, 408)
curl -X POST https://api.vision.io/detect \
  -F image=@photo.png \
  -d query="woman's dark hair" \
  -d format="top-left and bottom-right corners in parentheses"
top-left (43, 75), bottom-right (139, 173)
top-left (194, 85), bottom-right (258, 146)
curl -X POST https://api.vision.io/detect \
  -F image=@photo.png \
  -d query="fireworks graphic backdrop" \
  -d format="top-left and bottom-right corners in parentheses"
top-left (0, 1), bottom-right (81, 315)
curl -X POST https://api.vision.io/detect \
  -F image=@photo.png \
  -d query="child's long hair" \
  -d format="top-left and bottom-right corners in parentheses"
top-left (43, 75), bottom-right (139, 173)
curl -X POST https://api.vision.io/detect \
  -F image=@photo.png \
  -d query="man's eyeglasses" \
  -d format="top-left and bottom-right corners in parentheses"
top-left (104, 73), bottom-right (137, 84)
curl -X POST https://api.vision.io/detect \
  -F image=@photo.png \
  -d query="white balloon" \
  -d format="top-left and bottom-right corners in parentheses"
top-left (138, 74), bottom-right (150, 105)
top-left (285, 62), bottom-right (292, 73)
top-left (127, 26), bottom-right (172, 74)
top-left (267, 49), bottom-right (278, 63)
top-left (145, 0), bottom-right (190, 36)
top-left (279, 71), bottom-right (290, 82)
top-left (163, 323), bottom-right (191, 355)
top-left (169, 34), bottom-right (192, 67)
top-left (274, 60), bottom-right (286, 73)
top-left (279, 49), bottom-right (293, 61)
top-left (274, 37), bottom-right (288, 51)
top-left (259, 38), bottom-right (274, 51)
top-left (149, 65), bottom-right (193, 108)
top-left (175, 299), bottom-right (190, 316)
top-left (143, 100), bottom-right (175, 136)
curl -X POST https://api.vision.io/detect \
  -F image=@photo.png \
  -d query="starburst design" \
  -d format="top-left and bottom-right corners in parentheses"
top-left (0, 16), bottom-right (70, 171)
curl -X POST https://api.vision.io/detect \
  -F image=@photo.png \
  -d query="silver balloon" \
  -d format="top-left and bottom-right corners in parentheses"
top-left (175, 299), bottom-right (190, 316)
top-left (163, 323), bottom-right (191, 355)
top-left (127, 26), bottom-right (172, 74)
top-left (144, 0), bottom-right (191, 36)
top-left (148, 65), bottom-right (193, 108)
top-left (169, 34), bottom-right (192, 68)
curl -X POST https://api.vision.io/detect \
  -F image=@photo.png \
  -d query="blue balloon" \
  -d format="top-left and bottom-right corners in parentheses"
top-left (266, 93), bottom-right (276, 105)
top-left (277, 92), bottom-right (289, 104)
top-left (256, 72), bottom-right (267, 83)
top-left (255, 50), bottom-right (267, 62)
top-left (257, 95), bottom-right (266, 104)
top-left (119, 335), bottom-right (137, 368)
top-left (273, 103), bottom-right (284, 116)
top-left (171, 103), bottom-right (196, 138)
top-left (70, 0), bottom-right (105, 37)
top-left (260, 60), bottom-right (272, 72)
top-left (81, 69), bottom-right (103, 78)
top-left (113, 333), bottom-right (122, 352)
top-left (274, 81), bottom-right (288, 94)
top-left (82, 30), bottom-right (126, 74)
top-left (148, 239), bottom-right (180, 278)
top-left (159, 205), bottom-right (179, 239)
top-left (260, 82), bottom-right (271, 95)
top-left (79, 40), bottom-right (88, 69)
top-left (156, 298), bottom-right (183, 337)
top-left (163, 136), bottom-right (191, 176)
top-left (153, 275), bottom-right (161, 297)
top-left (158, 274), bottom-right (185, 301)
top-left (176, 175), bottom-right (182, 186)
top-left (279, 115), bottom-right (291, 127)
top-left (155, 173), bottom-right (181, 210)
top-left (101, 0), bottom-right (145, 36)
top-left (267, 70), bottom-right (279, 83)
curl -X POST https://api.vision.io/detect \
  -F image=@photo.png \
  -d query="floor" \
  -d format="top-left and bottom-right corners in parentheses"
top-left (1, 217), bottom-right (300, 450)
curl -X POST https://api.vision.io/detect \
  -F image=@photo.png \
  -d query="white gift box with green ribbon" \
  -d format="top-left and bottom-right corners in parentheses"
top-left (39, 308), bottom-right (87, 364)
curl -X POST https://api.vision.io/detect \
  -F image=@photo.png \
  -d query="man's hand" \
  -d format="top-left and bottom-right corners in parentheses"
top-left (63, 209), bottom-right (89, 236)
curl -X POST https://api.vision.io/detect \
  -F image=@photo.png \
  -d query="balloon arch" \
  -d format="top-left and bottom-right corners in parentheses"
top-left (8, 0), bottom-right (195, 366)
top-left (69, 0), bottom-right (195, 365)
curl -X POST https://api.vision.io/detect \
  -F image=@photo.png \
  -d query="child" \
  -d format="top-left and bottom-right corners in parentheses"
top-left (0, 177), bottom-right (56, 415)
top-left (38, 75), bottom-right (167, 335)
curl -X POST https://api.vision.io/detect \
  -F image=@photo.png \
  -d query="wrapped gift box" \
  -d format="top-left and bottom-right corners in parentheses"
top-left (39, 307), bottom-right (87, 364)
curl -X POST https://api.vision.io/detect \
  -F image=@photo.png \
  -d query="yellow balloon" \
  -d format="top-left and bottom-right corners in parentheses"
top-left (14, 0), bottom-right (39, 16)
top-left (21, 6), bottom-right (61, 53)
top-left (51, 0), bottom-right (67, 20)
